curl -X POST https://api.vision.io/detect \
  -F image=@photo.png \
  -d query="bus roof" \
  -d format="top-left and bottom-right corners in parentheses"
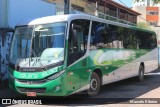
top-left (16, 14), bottom-right (132, 27)
top-left (16, 14), bottom-right (155, 34)
top-left (16, 14), bottom-right (91, 26)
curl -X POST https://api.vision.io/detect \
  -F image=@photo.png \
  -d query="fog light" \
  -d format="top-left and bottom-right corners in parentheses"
top-left (55, 86), bottom-right (61, 91)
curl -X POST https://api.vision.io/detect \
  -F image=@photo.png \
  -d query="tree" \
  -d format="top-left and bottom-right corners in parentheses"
top-left (137, 22), bottom-right (153, 30)
top-left (133, 0), bottom-right (160, 4)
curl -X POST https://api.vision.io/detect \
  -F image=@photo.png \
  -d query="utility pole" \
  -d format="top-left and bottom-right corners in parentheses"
top-left (64, 0), bottom-right (70, 14)
top-left (95, 1), bottom-right (98, 16)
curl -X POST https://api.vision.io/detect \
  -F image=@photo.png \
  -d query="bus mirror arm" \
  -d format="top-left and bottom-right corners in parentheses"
top-left (71, 28), bottom-right (78, 43)
top-left (72, 23), bottom-right (82, 31)
top-left (15, 65), bottom-right (20, 71)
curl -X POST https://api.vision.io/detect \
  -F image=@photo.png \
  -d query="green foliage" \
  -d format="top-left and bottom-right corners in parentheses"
top-left (137, 22), bottom-right (152, 30)
top-left (133, 0), bottom-right (160, 4)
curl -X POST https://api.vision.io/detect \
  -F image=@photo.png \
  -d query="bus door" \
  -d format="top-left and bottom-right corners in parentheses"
top-left (67, 19), bottom-right (90, 92)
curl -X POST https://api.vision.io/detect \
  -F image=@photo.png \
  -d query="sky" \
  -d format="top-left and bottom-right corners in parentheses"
top-left (113, 0), bottom-right (133, 8)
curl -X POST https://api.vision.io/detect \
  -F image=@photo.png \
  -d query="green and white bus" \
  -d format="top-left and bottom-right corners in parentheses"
top-left (9, 14), bottom-right (158, 96)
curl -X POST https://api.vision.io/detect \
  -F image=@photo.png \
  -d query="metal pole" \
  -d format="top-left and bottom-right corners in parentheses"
top-left (64, 0), bottom-right (70, 14)
top-left (95, 1), bottom-right (98, 16)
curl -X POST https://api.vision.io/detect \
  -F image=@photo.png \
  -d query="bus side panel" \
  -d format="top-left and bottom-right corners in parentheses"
top-left (65, 58), bottom-right (90, 95)
top-left (132, 48), bottom-right (158, 74)
top-left (87, 48), bottom-right (156, 85)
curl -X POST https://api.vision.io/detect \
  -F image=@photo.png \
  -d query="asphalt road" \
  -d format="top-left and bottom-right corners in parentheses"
top-left (1, 69), bottom-right (160, 107)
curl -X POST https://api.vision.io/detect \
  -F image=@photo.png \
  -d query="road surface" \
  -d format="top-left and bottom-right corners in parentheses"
top-left (1, 69), bottom-right (160, 107)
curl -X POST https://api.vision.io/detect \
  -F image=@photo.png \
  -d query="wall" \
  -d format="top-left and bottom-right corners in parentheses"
top-left (0, 0), bottom-right (8, 27)
top-left (146, 7), bottom-right (159, 25)
top-left (154, 26), bottom-right (160, 68)
top-left (0, 31), bottom-right (13, 80)
top-left (133, 6), bottom-right (147, 23)
top-left (8, 0), bottom-right (56, 28)
top-left (158, 8), bottom-right (160, 26)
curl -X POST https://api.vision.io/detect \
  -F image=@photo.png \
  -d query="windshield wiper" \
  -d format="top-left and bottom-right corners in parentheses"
top-left (30, 48), bottom-right (46, 69)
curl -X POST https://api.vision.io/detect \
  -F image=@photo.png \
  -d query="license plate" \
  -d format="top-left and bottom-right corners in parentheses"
top-left (27, 92), bottom-right (37, 97)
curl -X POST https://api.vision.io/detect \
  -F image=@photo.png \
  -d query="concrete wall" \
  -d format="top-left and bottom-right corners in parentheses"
top-left (158, 8), bottom-right (160, 26)
top-left (154, 27), bottom-right (160, 42)
top-left (133, 6), bottom-right (147, 23)
top-left (8, 0), bottom-right (56, 28)
top-left (0, 0), bottom-right (56, 27)
top-left (0, 31), bottom-right (13, 81)
top-left (0, 0), bottom-right (8, 27)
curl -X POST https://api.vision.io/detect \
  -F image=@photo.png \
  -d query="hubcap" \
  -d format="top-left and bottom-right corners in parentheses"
top-left (90, 79), bottom-right (98, 91)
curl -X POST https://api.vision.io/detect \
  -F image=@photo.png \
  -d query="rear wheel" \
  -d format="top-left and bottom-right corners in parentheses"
top-left (87, 72), bottom-right (100, 96)
top-left (138, 65), bottom-right (144, 82)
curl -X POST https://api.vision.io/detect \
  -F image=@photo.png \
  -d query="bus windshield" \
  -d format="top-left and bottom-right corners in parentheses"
top-left (9, 22), bottom-right (66, 67)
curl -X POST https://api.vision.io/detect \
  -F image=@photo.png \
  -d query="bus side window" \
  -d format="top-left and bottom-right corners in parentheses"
top-left (90, 22), bottom-right (124, 49)
top-left (150, 33), bottom-right (157, 48)
top-left (138, 31), bottom-right (152, 49)
top-left (68, 19), bottom-right (90, 66)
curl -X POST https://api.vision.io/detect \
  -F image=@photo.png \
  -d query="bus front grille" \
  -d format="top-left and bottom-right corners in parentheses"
top-left (16, 79), bottom-right (48, 85)
top-left (17, 87), bottom-right (46, 93)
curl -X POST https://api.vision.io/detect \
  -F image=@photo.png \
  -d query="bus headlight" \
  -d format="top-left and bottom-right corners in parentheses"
top-left (47, 70), bottom-right (65, 80)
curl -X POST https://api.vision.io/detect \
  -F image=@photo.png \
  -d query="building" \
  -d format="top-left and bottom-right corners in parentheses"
top-left (47, 0), bottom-right (140, 25)
top-left (133, 0), bottom-right (160, 26)
top-left (133, 6), bottom-right (160, 26)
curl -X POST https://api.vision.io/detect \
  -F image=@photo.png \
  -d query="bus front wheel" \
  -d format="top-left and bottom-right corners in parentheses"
top-left (87, 72), bottom-right (100, 96)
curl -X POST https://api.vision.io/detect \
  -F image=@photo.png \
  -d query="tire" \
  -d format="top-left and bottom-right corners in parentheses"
top-left (87, 72), bottom-right (101, 96)
top-left (138, 65), bottom-right (144, 82)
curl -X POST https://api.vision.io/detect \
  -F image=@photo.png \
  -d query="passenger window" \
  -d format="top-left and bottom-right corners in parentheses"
top-left (90, 21), bottom-right (124, 49)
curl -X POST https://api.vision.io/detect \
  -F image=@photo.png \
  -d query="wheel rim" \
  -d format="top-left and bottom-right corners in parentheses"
top-left (90, 78), bottom-right (98, 91)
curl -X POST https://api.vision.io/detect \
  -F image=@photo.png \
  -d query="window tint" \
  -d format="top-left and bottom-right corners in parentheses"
top-left (123, 29), bottom-right (137, 49)
top-left (137, 31), bottom-right (157, 49)
top-left (90, 21), bottom-right (157, 50)
top-left (90, 21), bottom-right (124, 49)
top-left (32, 23), bottom-right (66, 57)
top-left (68, 19), bottom-right (90, 66)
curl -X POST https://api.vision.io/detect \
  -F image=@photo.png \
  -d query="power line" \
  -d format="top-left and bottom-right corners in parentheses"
top-left (118, 0), bottom-right (128, 7)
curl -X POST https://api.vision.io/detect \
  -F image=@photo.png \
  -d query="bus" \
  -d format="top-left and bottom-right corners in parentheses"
top-left (9, 14), bottom-right (158, 96)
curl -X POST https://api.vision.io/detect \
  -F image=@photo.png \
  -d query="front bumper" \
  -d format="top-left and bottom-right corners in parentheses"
top-left (9, 75), bottom-right (67, 96)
